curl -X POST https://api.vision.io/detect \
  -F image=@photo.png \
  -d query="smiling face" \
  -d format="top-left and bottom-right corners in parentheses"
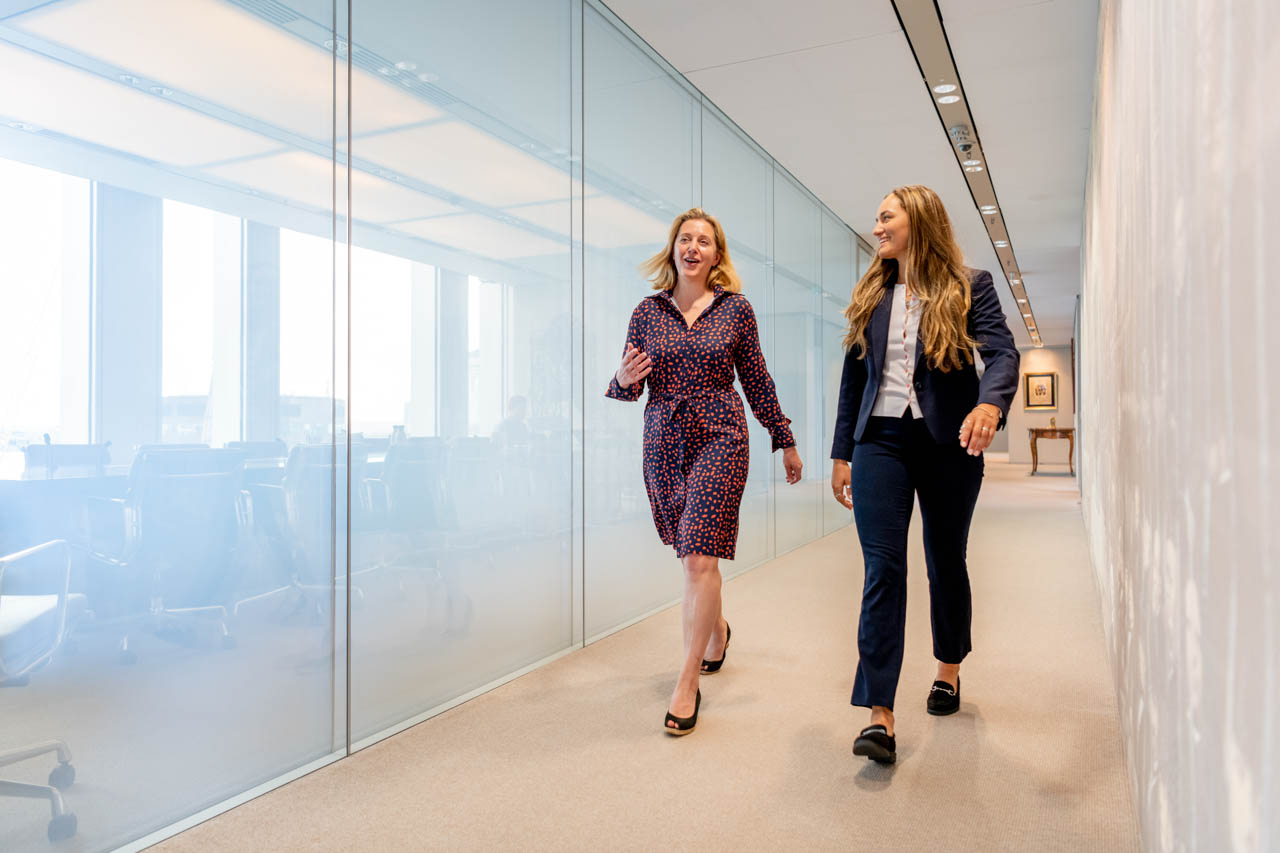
top-left (872, 193), bottom-right (910, 261)
top-left (672, 218), bottom-right (720, 282)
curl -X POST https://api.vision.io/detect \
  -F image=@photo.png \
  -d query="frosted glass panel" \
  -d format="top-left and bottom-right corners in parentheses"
top-left (821, 212), bottom-right (854, 534)
top-left (582, 5), bottom-right (699, 639)
top-left (0, 0), bottom-right (342, 847)
top-left (772, 170), bottom-right (823, 553)
top-left (702, 111), bottom-right (774, 573)
top-left (346, 0), bottom-right (575, 742)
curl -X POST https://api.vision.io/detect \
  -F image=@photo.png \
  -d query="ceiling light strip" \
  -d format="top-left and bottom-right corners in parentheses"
top-left (889, 0), bottom-right (1042, 347)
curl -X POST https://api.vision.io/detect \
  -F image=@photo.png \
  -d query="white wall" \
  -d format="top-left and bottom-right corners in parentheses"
top-left (1005, 345), bottom-right (1075, 466)
top-left (1082, 1), bottom-right (1278, 850)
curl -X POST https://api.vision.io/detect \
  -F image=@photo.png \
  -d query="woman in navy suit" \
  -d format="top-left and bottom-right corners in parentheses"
top-left (830, 185), bottom-right (1019, 764)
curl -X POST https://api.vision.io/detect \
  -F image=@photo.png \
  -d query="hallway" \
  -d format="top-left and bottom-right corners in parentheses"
top-left (155, 459), bottom-right (1138, 852)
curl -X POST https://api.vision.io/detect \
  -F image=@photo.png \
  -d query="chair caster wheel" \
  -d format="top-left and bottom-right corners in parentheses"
top-left (48, 763), bottom-right (75, 789)
top-left (221, 635), bottom-right (237, 650)
top-left (48, 813), bottom-right (77, 842)
top-left (119, 650), bottom-right (138, 665)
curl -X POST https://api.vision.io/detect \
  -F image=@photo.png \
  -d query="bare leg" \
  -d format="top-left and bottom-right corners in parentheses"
top-left (936, 661), bottom-right (960, 689)
top-left (701, 594), bottom-right (727, 663)
top-left (669, 553), bottom-right (721, 725)
top-left (869, 705), bottom-right (895, 736)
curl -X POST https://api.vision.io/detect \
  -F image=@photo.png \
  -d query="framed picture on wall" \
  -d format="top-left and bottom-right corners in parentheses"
top-left (1024, 372), bottom-right (1058, 410)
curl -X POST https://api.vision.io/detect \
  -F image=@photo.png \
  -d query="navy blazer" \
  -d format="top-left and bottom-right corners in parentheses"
top-left (830, 268), bottom-right (1020, 459)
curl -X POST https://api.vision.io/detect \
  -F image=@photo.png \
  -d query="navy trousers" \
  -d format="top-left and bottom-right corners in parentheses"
top-left (849, 413), bottom-right (984, 710)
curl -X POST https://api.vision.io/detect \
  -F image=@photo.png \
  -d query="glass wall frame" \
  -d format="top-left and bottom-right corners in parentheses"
top-left (0, 1), bottom-right (871, 850)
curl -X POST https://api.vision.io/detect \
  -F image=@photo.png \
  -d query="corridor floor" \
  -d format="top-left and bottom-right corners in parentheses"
top-left (155, 459), bottom-right (1138, 852)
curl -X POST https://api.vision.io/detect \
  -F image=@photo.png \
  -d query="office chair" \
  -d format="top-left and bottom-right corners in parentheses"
top-left (87, 447), bottom-right (249, 662)
top-left (234, 444), bottom-right (372, 622)
top-left (0, 539), bottom-right (81, 842)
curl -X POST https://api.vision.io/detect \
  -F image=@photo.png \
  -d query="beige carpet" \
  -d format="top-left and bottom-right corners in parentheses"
top-left (153, 460), bottom-right (1138, 852)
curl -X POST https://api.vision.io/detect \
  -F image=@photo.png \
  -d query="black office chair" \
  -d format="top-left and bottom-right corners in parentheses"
top-left (241, 444), bottom-right (369, 621)
top-left (87, 447), bottom-right (249, 662)
top-left (359, 437), bottom-right (473, 633)
top-left (0, 540), bottom-right (82, 842)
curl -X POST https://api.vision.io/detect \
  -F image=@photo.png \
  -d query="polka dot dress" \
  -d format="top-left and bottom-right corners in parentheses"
top-left (606, 286), bottom-right (795, 559)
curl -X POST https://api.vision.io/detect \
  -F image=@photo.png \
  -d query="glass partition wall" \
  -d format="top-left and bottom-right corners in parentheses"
top-left (0, 1), bottom-right (867, 849)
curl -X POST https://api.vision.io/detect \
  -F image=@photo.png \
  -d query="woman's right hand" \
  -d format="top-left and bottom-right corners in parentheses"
top-left (831, 460), bottom-right (852, 510)
top-left (616, 342), bottom-right (652, 388)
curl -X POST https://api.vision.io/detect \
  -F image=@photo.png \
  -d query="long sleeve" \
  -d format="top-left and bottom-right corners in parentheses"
top-left (967, 270), bottom-right (1020, 427)
top-left (830, 344), bottom-right (868, 461)
top-left (605, 304), bottom-right (647, 402)
top-left (731, 299), bottom-right (795, 451)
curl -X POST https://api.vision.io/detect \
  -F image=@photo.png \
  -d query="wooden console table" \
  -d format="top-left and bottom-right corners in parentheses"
top-left (1028, 427), bottom-right (1075, 475)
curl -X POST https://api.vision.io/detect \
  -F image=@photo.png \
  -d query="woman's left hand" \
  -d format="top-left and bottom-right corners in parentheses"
top-left (782, 446), bottom-right (803, 484)
top-left (958, 404), bottom-right (1002, 456)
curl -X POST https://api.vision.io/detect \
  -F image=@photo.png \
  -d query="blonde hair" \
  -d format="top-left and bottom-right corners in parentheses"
top-left (639, 208), bottom-right (742, 293)
top-left (843, 185), bottom-right (976, 372)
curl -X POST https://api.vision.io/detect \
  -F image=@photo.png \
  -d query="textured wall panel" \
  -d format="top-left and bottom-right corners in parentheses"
top-left (1081, 1), bottom-right (1279, 850)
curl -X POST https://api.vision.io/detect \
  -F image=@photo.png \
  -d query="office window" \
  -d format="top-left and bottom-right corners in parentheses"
top-left (161, 200), bottom-right (241, 445)
top-left (0, 158), bottom-right (90, 479)
top-left (350, 246), bottom-right (413, 437)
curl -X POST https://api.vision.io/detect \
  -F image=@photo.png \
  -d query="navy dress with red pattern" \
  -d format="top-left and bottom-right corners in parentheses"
top-left (606, 285), bottom-right (795, 559)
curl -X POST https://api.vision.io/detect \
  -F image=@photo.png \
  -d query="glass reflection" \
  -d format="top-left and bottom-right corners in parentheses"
top-left (345, 0), bottom-right (574, 742)
top-left (0, 0), bottom-right (869, 848)
top-left (0, 0), bottom-right (342, 847)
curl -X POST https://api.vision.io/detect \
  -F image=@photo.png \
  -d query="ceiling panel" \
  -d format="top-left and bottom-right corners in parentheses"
top-left (11, 0), bottom-right (442, 141)
top-left (0, 40), bottom-right (280, 166)
top-left (356, 121), bottom-right (575, 208)
top-left (602, 0), bottom-right (900, 74)
top-left (204, 150), bottom-right (460, 222)
top-left (392, 214), bottom-right (567, 260)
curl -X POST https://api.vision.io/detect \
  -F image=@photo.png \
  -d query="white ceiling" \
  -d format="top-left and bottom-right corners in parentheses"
top-left (603, 0), bottom-right (1099, 346)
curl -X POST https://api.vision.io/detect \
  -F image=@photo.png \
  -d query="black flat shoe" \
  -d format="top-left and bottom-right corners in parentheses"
top-left (701, 623), bottom-right (732, 674)
top-left (852, 725), bottom-right (896, 764)
top-left (664, 689), bottom-right (701, 736)
top-left (927, 677), bottom-right (960, 716)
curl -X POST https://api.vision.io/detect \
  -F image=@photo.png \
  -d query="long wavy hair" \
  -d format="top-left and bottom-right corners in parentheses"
top-left (843, 185), bottom-right (976, 372)
top-left (639, 208), bottom-right (742, 293)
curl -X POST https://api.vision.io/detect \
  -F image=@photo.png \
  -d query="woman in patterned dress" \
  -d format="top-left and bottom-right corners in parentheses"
top-left (607, 208), bottom-right (803, 735)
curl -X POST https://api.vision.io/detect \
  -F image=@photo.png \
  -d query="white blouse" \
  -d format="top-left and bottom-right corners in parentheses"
top-left (871, 283), bottom-right (924, 419)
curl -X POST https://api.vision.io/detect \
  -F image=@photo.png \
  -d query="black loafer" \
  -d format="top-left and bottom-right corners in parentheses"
top-left (927, 677), bottom-right (960, 716)
top-left (852, 725), bottom-right (896, 764)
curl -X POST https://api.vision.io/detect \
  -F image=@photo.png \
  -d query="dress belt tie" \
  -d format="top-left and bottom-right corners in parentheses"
top-left (652, 389), bottom-right (732, 422)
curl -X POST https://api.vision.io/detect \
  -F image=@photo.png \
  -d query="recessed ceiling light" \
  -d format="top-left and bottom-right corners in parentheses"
top-left (1023, 313), bottom-right (1032, 318)
top-left (937, 95), bottom-right (961, 104)
top-left (417, 72), bottom-right (440, 83)
top-left (1017, 298), bottom-right (1027, 303)
top-left (963, 159), bottom-right (982, 167)
top-left (1011, 278), bottom-right (1021, 283)
top-left (324, 39), bottom-right (348, 54)
top-left (395, 61), bottom-right (417, 71)
top-left (980, 205), bottom-right (997, 213)
top-left (119, 73), bottom-right (138, 85)
top-left (994, 240), bottom-right (1009, 247)
top-left (8, 121), bottom-right (38, 132)
top-left (964, 165), bottom-right (984, 173)
top-left (150, 86), bottom-right (173, 96)
top-left (933, 83), bottom-right (957, 94)
top-left (377, 66), bottom-right (395, 75)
